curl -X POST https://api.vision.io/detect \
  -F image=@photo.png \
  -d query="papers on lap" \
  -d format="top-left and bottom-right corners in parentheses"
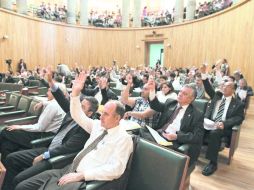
top-left (204, 118), bottom-right (217, 130)
top-left (146, 126), bottom-right (172, 146)
top-left (120, 119), bottom-right (141, 131)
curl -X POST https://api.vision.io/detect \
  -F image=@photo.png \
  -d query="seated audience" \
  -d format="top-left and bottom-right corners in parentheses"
top-left (140, 79), bottom-right (204, 165)
top-left (2, 69), bottom-right (97, 190)
top-left (0, 84), bottom-right (67, 164)
top-left (121, 74), bottom-right (159, 128)
top-left (15, 72), bottom-right (133, 190)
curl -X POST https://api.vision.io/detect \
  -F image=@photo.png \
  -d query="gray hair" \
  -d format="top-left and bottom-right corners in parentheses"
top-left (184, 83), bottom-right (197, 100)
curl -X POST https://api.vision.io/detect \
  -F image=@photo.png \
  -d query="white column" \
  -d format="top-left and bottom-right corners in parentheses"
top-left (133, 0), bottom-right (141, 27)
top-left (186, 0), bottom-right (196, 21)
top-left (80, 0), bottom-right (88, 26)
top-left (174, 0), bottom-right (184, 23)
top-left (0, 0), bottom-right (12, 10)
top-left (16, 0), bottom-right (27, 14)
top-left (121, 0), bottom-right (130, 27)
top-left (67, 0), bottom-right (77, 24)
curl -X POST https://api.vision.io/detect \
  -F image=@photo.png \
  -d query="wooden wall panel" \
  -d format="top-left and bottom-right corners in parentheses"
top-left (0, 0), bottom-right (253, 87)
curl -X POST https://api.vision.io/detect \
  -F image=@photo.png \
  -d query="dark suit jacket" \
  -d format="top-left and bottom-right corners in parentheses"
top-left (49, 88), bottom-right (90, 158)
top-left (202, 79), bottom-right (245, 134)
top-left (149, 97), bottom-right (204, 145)
top-left (81, 87), bottom-right (118, 105)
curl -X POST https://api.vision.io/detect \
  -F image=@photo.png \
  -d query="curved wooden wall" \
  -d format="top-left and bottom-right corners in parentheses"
top-left (0, 0), bottom-right (253, 87)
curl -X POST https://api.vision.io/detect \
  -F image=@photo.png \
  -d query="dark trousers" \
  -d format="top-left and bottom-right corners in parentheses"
top-left (0, 129), bottom-right (54, 164)
top-left (2, 147), bottom-right (50, 190)
top-left (15, 165), bottom-right (86, 190)
top-left (204, 129), bottom-right (230, 163)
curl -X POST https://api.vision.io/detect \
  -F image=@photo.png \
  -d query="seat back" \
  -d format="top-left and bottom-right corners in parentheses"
top-left (0, 83), bottom-right (23, 92)
top-left (28, 80), bottom-right (41, 87)
top-left (7, 92), bottom-right (22, 108)
top-left (27, 99), bottom-right (43, 116)
top-left (126, 139), bottom-right (189, 190)
top-left (193, 99), bottom-right (209, 113)
top-left (111, 88), bottom-right (122, 96)
top-left (16, 95), bottom-right (33, 112)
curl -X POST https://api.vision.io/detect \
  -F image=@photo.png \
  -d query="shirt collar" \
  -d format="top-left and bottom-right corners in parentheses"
top-left (222, 95), bottom-right (233, 101)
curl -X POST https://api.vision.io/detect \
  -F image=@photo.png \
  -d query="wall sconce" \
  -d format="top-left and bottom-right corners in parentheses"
top-left (166, 43), bottom-right (172, 48)
top-left (136, 45), bottom-right (140, 49)
top-left (2, 35), bottom-right (9, 40)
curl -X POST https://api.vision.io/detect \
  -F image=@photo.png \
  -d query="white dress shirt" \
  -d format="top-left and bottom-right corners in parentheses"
top-left (70, 95), bottom-right (133, 181)
top-left (165, 104), bottom-right (189, 134)
top-left (19, 99), bottom-right (65, 133)
top-left (212, 96), bottom-right (232, 121)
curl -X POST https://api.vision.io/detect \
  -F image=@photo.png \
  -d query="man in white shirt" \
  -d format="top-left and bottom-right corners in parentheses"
top-left (16, 72), bottom-right (133, 190)
top-left (0, 85), bottom-right (66, 164)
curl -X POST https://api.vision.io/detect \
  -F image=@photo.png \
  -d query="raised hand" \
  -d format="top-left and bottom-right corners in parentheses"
top-left (46, 66), bottom-right (54, 87)
top-left (72, 71), bottom-right (87, 96)
top-left (200, 63), bottom-right (207, 74)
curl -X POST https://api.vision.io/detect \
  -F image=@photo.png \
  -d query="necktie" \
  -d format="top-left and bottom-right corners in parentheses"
top-left (161, 105), bottom-right (182, 131)
top-left (48, 120), bottom-right (76, 150)
top-left (68, 129), bottom-right (108, 173)
top-left (214, 98), bottom-right (226, 122)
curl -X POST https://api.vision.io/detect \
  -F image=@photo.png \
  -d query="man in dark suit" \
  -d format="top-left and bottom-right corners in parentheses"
top-left (200, 65), bottom-right (245, 176)
top-left (140, 79), bottom-right (204, 165)
top-left (2, 69), bottom-right (98, 190)
top-left (81, 75), bottom-right (118, 105)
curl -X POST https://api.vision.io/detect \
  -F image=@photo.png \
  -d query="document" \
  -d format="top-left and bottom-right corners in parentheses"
top-left (146, 126), bottom-right (172, 146)
top-left (204, 118), bottom-right (217, 130)
top-left (120, 119), bottom-right (141, 131)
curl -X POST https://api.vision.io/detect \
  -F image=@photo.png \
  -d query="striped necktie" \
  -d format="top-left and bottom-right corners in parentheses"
top-left (214, 98), bottom-right (226, 122)
top-left (68, 129), bottom-right (108, 173)
top-left (48, 120), bottom-right (76, 150)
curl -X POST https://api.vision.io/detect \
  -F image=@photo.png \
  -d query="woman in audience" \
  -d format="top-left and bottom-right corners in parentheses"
top-left (157, 81), bottom-right (177, 103)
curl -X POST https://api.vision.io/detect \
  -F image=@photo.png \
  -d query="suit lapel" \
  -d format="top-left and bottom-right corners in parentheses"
top-left (226, 98), bottom-right (237, 118)
top-left (180, 105), bottom-right (193, 130)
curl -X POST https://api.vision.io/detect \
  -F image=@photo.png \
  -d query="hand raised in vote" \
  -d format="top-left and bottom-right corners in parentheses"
top-left (72, 71), bottom-right (87, 96)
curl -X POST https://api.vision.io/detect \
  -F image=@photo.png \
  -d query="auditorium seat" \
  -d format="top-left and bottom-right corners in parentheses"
top-left (0, 95), bottom-right (32, 124)
top-left (43, 136), bottom-right (189, 190)
top-left (0, 92), bottom-right (22, 112)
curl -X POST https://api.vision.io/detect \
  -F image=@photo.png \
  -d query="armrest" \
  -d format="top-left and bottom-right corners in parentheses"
top-left (0, 110), bottom-right (26, 117)
top-left (0, 106), bottom-right (15, 111)
top-left (86, 181), bottom-right (108, 190)
top-left (4, 116), bottom-right (38, 125)
top-left (30, 136), bottom-right (55, 148)
top-left (48, 153), bottom-right (77, 169)
top-left (177, 144), bottom-right (190, 155)
top-left (27, 86), bottom-right (39, 89)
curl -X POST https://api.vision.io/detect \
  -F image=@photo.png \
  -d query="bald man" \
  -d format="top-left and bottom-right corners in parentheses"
top-left (201, 66), bottom-right (244, 176)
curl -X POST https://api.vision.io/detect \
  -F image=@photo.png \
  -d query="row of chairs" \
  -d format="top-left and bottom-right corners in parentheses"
top-left (0, 92), bottom-right (43, 131)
